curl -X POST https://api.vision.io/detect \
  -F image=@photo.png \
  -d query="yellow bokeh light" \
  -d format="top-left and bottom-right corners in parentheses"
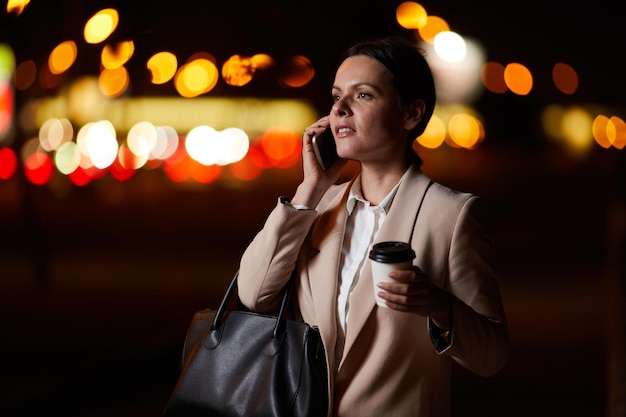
top-left (222, 55), bottom-right (256, 87)
top-left (448, 113), bottom-right (483, 149)
top-left (84, 8), bottom-right (119, 44)
top-left (417, 115), bottom-right (446, 149)
top-left (503, 63), bottom-right (533, 95)
top-left (561, 107), bottom-right (593, 155)
top-left (101, 41), bottom-right (134, 70)
top-left (7, 0), bottom-right (29, 15)
top-left (396, 2), bottom-right (428, 29)
top-left (251, 54), bottom-right (275, 70)
top-left (541, 104), bottom-right (565, 141)
top-left (48, 41), bottom-right (77, 75)
top-left (417, 15), bottom-right (449, 43)
top-left (98, 66), bottom-right (129, 98)
top-left (175, 59), bottom-right (219, 98)
top-left (147, 52), bottom-right (178, 84)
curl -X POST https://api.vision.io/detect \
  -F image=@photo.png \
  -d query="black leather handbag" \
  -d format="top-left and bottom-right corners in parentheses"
top-left (163, 270), bottom-right (328, 417)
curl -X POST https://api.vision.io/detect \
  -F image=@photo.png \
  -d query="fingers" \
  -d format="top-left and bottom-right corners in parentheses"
top-left (304, 116), bottom-right (331, 140)
top-left (376, 268), bottom-right (441, 314)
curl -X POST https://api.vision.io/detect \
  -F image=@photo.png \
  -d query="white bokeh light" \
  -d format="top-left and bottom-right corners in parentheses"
top-left (421, 35), bottom-right (486, 104)
top-left (185, 126), bottom-right (250, 166)
top-left (433, 31), bottom-right (467, 63)
top-left (76, 120), bottom-right (118, 169)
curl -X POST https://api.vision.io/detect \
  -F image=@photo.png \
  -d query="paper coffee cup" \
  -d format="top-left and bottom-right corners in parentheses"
top-left (369, 241), bottom-right (415, 307)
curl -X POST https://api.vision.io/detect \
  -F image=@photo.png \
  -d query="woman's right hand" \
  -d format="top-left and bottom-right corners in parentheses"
top-left (291, 116), bottom-right (347, 208)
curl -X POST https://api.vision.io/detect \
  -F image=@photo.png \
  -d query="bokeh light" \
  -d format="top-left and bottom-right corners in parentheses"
top-left (76, 120), bottom-right (119, 169)
top-left (448, 112), bottom-right (484, 149)
top-left (417, 115), bottom-right (446, 149)
top-left (259, 126), bottom-right (301, 168)
top-left (185, 125), bottom-right (249, 166)
top-left (175, 57), bottom-right (219, 98)
top-left (0, 147), bottom-right (17, 179)
top-left (552, 62), bottom-right (578, 95)
top-left (481, 62), bottom-right (507, 93)
top-left (433, 31), bottom-right (466, 63)
top-left (98, 66), bottom-right (129, 97)
top-left (396, 1), bottom-right (428, 29)
top-left (24, 150), bottom-right (53, 185)
top-left (222, 55), bottom-right (255, 87)
top-left (84, 8), bottom-right (119, 44)
top-left (6, 0), bottom-right (30, 15)
top-left (39, 117), bottom-right (73, 152)
top-left (48, 41), bottom-right (77, 75)
top-left (101, 40), bottom-right (134, 70)
top-left (147, 51), bottom-right (178, 84)
top-left (14, 59), bottom-right (36, 90)
top-left (278, 55), bottom-right (314, 88)
top-left (417, 15), bottom-right (449, 43)
top-left (54, 141), bottom-right (81, 175)
top-left (504, 63), bottom-right (533, 96)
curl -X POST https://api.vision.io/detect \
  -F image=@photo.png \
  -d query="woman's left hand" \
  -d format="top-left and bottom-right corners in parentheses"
top-left (376, 266), bottom-right (452, 330)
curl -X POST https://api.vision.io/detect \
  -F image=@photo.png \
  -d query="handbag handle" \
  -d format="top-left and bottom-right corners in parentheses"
top-left (212, 270), bottom-right (294, 338)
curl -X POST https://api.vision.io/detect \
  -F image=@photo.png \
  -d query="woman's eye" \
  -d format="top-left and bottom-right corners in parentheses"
top-left (357, 92), bottom-right (371, 99)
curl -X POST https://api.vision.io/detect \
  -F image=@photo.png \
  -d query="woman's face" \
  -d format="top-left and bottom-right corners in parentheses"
top-left (329, 55), bottom-right (410, 165)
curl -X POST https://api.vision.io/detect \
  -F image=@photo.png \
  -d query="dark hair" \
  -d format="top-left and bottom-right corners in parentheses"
top-left (343, 37), bottom-right (436, 161)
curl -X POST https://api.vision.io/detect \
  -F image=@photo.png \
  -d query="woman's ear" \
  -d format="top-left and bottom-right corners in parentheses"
top-left (404, 99), bottom-right (426, 130)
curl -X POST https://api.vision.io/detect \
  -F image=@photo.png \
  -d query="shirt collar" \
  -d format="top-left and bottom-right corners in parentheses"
top-left (346, 170), bottom-right (408, 215)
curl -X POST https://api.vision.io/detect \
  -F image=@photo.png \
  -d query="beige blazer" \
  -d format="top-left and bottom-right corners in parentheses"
top-left (238, 165), bottom-right (509, 417)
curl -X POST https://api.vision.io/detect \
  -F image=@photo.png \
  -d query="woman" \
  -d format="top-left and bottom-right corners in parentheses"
top-left (237, 37), bottom-right (509, 417)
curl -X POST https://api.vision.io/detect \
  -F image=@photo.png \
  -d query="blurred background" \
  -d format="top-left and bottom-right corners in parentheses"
top-left (1, 0), bottom-right (624, 416)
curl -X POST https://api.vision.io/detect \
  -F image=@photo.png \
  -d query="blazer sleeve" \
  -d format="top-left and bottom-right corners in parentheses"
top-left (237, 197), bottom-right (318, 314)
top-left (439, 195), bottom-right (509, 377)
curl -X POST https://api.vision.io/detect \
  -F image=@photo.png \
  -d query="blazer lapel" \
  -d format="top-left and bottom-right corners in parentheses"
top-left (306, 182), bottom-right (353, 368)
top-left (339, 166), bottom-right (432, 365)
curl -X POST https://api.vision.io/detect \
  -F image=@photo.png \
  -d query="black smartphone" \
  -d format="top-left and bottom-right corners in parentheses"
top-left (312, 127), bottom-right (339, 171)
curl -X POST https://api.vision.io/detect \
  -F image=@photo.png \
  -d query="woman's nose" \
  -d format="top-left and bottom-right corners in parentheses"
top-left (331, 97), bottom-right (350, 116)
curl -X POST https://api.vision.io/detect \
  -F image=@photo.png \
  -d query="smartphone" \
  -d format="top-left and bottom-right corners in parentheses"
top-left (312, 127), bottom-right (339, 171)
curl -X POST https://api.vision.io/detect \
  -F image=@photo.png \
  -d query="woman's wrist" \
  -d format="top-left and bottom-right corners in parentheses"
top-left (291, 181), bottom-right (327, 208)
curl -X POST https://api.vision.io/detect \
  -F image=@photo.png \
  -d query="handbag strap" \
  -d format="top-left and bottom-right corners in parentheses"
top-left (213, 270), bottom-right (293, 338)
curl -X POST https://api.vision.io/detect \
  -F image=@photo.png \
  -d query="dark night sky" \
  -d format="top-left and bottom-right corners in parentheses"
top-left (2, 0), bottom-right (624, 100)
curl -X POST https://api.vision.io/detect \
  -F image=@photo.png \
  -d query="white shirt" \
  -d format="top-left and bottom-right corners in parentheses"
top-left (336, 174), bottom-right (403, 353)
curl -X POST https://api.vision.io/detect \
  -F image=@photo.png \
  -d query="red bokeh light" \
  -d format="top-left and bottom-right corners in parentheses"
top-left (24, 152), bottom-right (53, 185)
top-left (0, 147), bottom-right (18, 180)
top-left (68, 166), bottom-right (93, 186)
top-left (110, 157), bottom-right (135, 181)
